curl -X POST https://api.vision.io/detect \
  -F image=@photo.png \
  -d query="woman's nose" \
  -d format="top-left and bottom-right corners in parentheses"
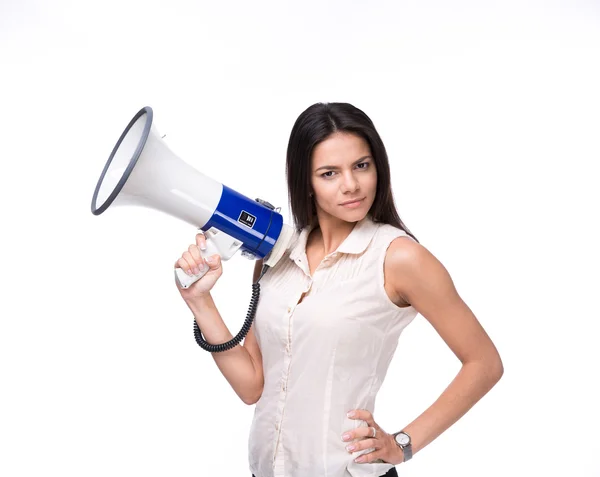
top-left (341, 172), bottom-right (360, 192)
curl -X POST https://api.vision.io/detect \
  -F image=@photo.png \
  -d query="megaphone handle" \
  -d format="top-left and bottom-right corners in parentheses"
top-left (174, 240), bottom-right (221, 289)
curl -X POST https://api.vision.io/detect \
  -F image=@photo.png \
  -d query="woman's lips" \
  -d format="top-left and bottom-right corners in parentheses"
top-left (340, 198), bottom-right (364, 208)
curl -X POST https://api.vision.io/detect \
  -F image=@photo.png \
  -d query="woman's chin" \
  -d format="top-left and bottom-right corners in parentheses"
top-left (339, 209), bottom-right (369, 222)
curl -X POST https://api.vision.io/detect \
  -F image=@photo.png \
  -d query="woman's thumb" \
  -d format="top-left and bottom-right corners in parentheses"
top-left (205, 254), bottom-right (221, 268)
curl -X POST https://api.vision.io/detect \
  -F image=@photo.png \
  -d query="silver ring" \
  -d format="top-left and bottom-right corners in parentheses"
top-left (371, 427), bottom-right (376, 438)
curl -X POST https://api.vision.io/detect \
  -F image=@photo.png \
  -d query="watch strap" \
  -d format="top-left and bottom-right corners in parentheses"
top-left (402, 442), bottom-right (412, 461)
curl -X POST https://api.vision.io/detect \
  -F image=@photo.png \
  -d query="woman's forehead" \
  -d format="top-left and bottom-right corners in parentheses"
top-left (312, 132), bottom-right (371, 164)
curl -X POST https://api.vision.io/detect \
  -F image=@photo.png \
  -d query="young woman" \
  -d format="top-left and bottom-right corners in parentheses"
top-left (175, 103), bottom-right (504, 477)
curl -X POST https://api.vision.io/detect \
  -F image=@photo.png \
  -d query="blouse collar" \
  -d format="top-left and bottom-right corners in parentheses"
top-left (289, 214), bottom-right (380, 261)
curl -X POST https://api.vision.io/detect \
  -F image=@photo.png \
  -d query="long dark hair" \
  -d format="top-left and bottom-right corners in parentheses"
top-left (285, 102), bottom-right (419, 243)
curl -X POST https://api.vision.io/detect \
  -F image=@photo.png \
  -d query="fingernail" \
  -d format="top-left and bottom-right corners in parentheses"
top-left (342, 433), bottom-right (351, 441)
top-left (347, 411), bottom-right (356, 418)
top-left (193, 267), bottom-right (199, 274)
top-left (346, 444), bottom-right (355, 452)
top-left (187, 269), bottom-right (193, 276)
top-left (200, 243), bottom-right (207, 251)
top-left (206, 257), bottom-right (214, 263)
top-left (355, 456), bottom-right (365, 463)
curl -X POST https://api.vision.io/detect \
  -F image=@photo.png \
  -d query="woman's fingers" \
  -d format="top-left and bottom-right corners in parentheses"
top-left (205, 253), bottom-right (221, 268)
top-left (175, 257), bottom-right (193, 276)
top-left (188, 244), bottom-right (204, 268)
top-left (196, 232), bottom-right (207, 251)
top-left (181, 251), bottom-right (201, 274)
top-left (173, 233), bottom-right (212, 279)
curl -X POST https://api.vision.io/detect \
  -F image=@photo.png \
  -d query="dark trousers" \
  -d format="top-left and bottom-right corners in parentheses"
top-left (252, 466), bottom-right (398, 477)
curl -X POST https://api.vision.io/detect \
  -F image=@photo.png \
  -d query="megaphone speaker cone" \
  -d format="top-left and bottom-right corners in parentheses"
top-left (91, 106), bottom-right (153, 216)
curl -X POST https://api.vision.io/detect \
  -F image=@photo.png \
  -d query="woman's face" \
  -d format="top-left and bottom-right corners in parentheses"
top-left (310, 131), bottom-right (377, 223)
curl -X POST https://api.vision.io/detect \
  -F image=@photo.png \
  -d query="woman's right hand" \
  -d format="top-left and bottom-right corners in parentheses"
top-left (174, 232), bottom-right (223, 301)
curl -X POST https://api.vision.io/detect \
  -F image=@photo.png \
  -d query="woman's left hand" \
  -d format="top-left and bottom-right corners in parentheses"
top-left (343, 409), bottom-right (404, 465)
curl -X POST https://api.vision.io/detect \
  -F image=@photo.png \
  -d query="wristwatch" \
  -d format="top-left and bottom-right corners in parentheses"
top-left (392, 430), bottom-right (412, 462)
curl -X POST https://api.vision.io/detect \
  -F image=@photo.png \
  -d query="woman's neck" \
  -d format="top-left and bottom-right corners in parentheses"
top-left (309, 215), bottom-right (360, 256)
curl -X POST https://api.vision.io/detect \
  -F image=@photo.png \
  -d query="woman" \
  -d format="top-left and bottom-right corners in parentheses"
top-left (175, 102), bottom-right (504, 477)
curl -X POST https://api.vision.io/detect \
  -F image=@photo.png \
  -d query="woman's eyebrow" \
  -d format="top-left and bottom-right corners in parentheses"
top-left (315, 155), bottom-right (372, 172)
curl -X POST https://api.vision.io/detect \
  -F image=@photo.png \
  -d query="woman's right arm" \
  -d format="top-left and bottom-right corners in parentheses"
top-left (179, 247), bottom-right (264, 406)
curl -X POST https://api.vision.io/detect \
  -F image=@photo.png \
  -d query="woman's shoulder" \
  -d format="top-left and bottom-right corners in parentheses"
top-left (373, 222), bottom-right (424, 272)
top-left (373, 221), bottom-right (417, 246)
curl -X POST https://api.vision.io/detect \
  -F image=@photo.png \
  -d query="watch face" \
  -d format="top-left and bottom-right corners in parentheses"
top-left (395, 433), bottom-right (410, 446)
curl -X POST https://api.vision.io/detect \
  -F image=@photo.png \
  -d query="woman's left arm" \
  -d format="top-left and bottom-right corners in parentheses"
top-left (386, 236), bottom-right (504, 457)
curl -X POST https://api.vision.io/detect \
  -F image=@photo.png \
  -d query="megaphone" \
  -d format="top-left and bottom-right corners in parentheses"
top-left (91, 106), bottom-right (295, 352)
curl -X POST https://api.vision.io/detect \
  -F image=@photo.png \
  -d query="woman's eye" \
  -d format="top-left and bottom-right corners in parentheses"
top-left (320, 163), bottom-right (369, 178)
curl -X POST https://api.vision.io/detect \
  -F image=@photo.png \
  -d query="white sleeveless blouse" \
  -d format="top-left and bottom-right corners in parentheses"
top-left (248, 214), bottom-right (419, 477)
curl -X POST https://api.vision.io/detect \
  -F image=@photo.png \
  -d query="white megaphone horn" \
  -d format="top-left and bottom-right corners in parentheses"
top-left (91, 106), bottom-right (295, 291)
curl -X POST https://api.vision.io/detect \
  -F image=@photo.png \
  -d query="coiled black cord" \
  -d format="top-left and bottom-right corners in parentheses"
top-left (193, 264), bottom-right (269, 353)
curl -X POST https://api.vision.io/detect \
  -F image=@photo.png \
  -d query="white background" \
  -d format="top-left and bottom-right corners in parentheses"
top-left (1, 1), bottom-right (599, 476)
